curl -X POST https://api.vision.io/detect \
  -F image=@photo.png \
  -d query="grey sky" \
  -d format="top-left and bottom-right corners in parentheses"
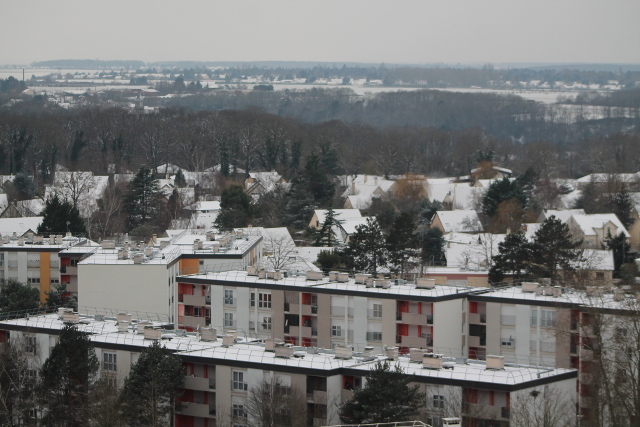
top-left (2, 0), bottom-right (639, 65)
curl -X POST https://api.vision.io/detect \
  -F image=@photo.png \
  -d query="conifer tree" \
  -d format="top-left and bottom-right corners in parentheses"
top-left (123, 167), bottom-right (165, 231)
top-left (339, 360), bottom-right (425, 424)
top-left (120, 341), bottom-right (184, 426)
top-left (314, 206), bottom-right (342, 247)
top-left (489, 231), bottom-right (531, 284)
top-left (37, 195), bottom-right (87, 236)
top-left (343, 218), bottom-right (387, 276)
top-left (214, 184), bottom-right (254, 231)
top-left (386, 212), bottom-right (418, 276)
top-left (529, 215), bottom-right (582, 279)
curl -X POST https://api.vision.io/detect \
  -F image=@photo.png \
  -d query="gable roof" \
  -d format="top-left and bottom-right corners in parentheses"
top-left (434, 210), bottom-right (481, 233)
top-left (313, 209), bottom-right (362, 226)
top-left (538, 209), bottom-right (585, 224)
top-left (570, 213), bottom-right (630, 237)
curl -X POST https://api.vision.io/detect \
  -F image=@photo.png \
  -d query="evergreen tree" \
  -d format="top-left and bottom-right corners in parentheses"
top-left (123, 167), bottom-right (165, 231)
top-left (37, 195), bottom-right (87, 236)
top-left (214, 184), bottom-right (254, 231)
top-left (10, 172), bottom-right (36, 201)
top-left (39, 325), bottom-right (99, 426)
top-left (419, 227), bottom-right (446, 266)
top-left (283, 176), bottom-right (316, 229)
top-left (45, 283), bottom-right (77, 309)
top-left (120, 341), bottom-right (184, 427)
top-left (610, 184), bottom-right (635, 230)
top-left (343, 218), bottom-right (387, 276)
top-left (489, 231), bottom-right (531, 284)
top-left (386, 212), bottom-right (418, 276)
top-left (302, 153), bottom-right (335, 206)
top-left (529, 216), bottom-right (582, 279)
top-left (339, 360), bottom-right (425, 424)
top-left (173, 169), bottom-right (187, 188)
top-left (314, 206), bottom-right (342, 247)
top-left (482, 177), bottom-right (527, 218)
top-left (603, 230), bottom-right (633, 275)
top-left (0, 279), bottom-right (40, 314)
top-left (315, 250), bottom-right (343, 273)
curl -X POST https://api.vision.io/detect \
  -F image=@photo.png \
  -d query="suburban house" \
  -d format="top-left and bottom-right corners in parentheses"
top-left (431, 210), bottom-right (482, 234)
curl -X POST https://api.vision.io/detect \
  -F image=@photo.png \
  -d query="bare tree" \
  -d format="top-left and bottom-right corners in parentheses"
top-left (53, 171), bottom-right (95, 209)
top-left (261, 230), bottom-right (299, 271)
top-left (509, 385), bottom-right (576, 427)
top-left (244, 375), bottom-right (307, 427)
top-left (0, 336), bottom-right (39, 426)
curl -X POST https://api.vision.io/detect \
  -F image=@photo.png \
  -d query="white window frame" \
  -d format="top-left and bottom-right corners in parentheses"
top-left (331, 325), bottom-right (342, 337)
top-left (232, 371), bottom-right (248, 391)
top-left (224, 312), bottom-right (234, 327)
top-left (232, 403), bottom-right (247, 418)
top-left (224, 289), bottom-right (235, 305)
top-left (25, 336), bottom-right (36, 355)
top-left (372, 304), bottom-right (382, 318)
top-left (258, 292), bottom-right (271, 309)
top-left (541, 309), bottom-right (556, 328)
top-left (262, 316), bottom-right (272, 331)
top-left (433, 394), bottom-right (445, 409)
top-left (103, 352), bottom-right (117, 372)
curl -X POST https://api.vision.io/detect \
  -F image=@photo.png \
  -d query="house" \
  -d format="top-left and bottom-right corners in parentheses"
top-left (537, 209), bottom-right (585, 224)
top-left (341, 175), bottom-right (394, 198)
top-left (343, 195), bottom-right (373, 210)
top-left (244, 171), bottom-right (287, 198)
top-left (308, 209), bottom-right (362, 229)
top-left (431, 210), bottom-right (482, 234)
top-left (566, 213), bottom-right (630, 248)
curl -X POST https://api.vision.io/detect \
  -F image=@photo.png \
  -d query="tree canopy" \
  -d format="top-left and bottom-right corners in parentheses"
top-left (119, 341), bottom-right (184, 427)
top-left (123, 167), bottom-right (165, 231)
top-left (339, 360), bottom-right (425, 424)
top-left (37, 195), bottom-right (87, 236)
top-left (214, 184), bottom-right (254, 231)
top-left (0, 279), bottom-right (40, 314)
top-left (343, 218), bottom-right (388, 276)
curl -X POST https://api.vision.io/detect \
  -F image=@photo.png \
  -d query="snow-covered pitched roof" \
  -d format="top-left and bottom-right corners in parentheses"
top-left (0, 217), bottom-right (43, 236)
top-left (314, 209), bottom-right (362, 226)
top-left (339, 216), bottom-right (373, 235)
top-left (193, 201), bottom-right (221, 212)
top-left (570, 213), bottom-right (630, 237)
top-left (444, 232), bottom-right (506, 269)
top-left (344, 195), bottom-right (372, 210)
top-left (434, 210), bottom-right (481, 233)
top-left (574, 249), bottom-right (615, 271)
top-left (539, 209), bottom-right (585, 224)
top-left (577, 172), bottom-right (640, 183)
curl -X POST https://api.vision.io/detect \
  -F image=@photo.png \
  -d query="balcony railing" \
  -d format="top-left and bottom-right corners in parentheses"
top-left (468, 313), bottom-right (487, 324)
top-left (183, 294), bottom-right (207, 306)
top-left (27, 261), bottom-right (40, 268)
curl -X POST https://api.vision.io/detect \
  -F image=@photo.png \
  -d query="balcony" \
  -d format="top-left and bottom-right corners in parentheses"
top-left (184, 375), bottom-right (211, 392)
top-left (27, 261), bottom-right (40, 269)
top-left (401, 312), bottom-right (431, 325)
top-left (288, 326), bottom-right (312, 337)
top-left (307, 390), bottom-right (327, 404)
top-left (183, 316), bottom-right (208, 329)
top-left (285, 303), bottom-right (299, 313)
top-left (399, 335), bottom-right (430, 348)
top-left (468, 335), bottom-right (486, 347)
top-left (468, 313), bottom-right (486, 324)
top-left (177, 402), bottom-right (214, 418)
top-left (301, 305), bottom-right (318, 316)
top-left (341, 389), bottom-right (354, 401)
top-left (183, 295), bottom-right (207, 306)
top-left (223, 298), bottom-right (236, 307)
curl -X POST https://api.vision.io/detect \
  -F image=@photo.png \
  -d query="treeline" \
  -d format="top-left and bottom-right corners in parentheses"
top-left (0, 104), bottom-right (639, 186)
top-left (31, 59), bottom-right (146, 69)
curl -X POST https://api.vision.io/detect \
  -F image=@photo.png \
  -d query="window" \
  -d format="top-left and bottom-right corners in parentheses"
top-left (50, 278), bottom-right (60, 284)
top-left (372, 304), bottom-right (382, 318)
top-left (232, 403), bottom-right (247, 418)
top-left (541, 310), bottom-right (556, 327)
top-left (224, 289), bottom-right (235, 305)
top-left (232, 371), bottom-right (247, 391)
top-left (262, 317), bottom-right (272, 331)
top-left (224, 312), bottom-right (234, 327)
top-left (250, 293), bottom-right (255, 307)
top-left (193, 307), bottom-right (203, 317)
top-left (331, 325), bottom-right (342, 337)
top-left (433, 394), bottom-right (445, 409)
top-left (531, 310), bottom-right (538, 326)
top-left (28, 277), bottom-right (40, 284)
top-left (25, 336), bottom-right (36, 355)
top-left (259, 293), bottom-right (271, 309)
top-left (366, 331), bottom-right (382, 341)
top-left (103, 352), bottom-right (117, 372)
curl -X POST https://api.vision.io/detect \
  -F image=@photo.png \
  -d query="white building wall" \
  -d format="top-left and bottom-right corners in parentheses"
top-left (433, 299), bottom-right (464, 356)
top-left (515, 304), bottom-right (531, 361)
top-left (236, 287), bottom-right (250, 332)
top-left (326, 374), bottom-right (342, 425)
top-left (211, 285), bottom-right (224, 328)
top-left (78, 264), bottom-right (173, 319)
top-left (353, 296), bottom-right (367, 347)
top-left (17, 251), bottom-right (27, 282)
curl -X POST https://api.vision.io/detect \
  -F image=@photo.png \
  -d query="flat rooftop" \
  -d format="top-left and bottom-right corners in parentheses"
top-left (0, 312), bottom-right (576, 389)
top-left (179, 270), bottom-right (483, 300)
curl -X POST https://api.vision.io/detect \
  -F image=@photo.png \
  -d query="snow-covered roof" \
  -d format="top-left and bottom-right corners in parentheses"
top-left (434, 210), bottom-right (481, 233)
top-left (339, 216), bottom-right (374, 235)
top-left (539, 209), bottom-right (585, 224)
top-left (344, 195), bottom-right (372, 210)
top-left (0, 217), bottom-right (43, 236)
top-left (577, 172), bottom-right (639, 183)
top-left (314, 209), bottom-right (362, 226)
top-left (570, 213), bottom-right (630, 237)
top-left (445, 233), bottom-right (506, 269)
top-left (193, 201), bottom-right (221, 212)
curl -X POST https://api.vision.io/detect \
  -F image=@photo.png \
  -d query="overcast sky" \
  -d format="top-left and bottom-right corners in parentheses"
top-left (2, 0), bottom-right (639, 66)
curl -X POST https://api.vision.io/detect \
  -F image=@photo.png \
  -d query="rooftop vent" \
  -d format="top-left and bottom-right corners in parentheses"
top-left (33, 236), bottom-right (43, 244)
top-left (133, 254), bottom-right (144, 264)
top-left (374, 279), bottom-right (391, 289)
top-left (200, 328), bottom-right (217, 342)
top-left (416, 278), bottom-right (436, 289)
top-left (222, 334), bottom-right (235, 346)
top-left (258, 269), bottom-right (267, 279)
top-left (543, 286), bottom-right (562, 297)
top-left (145, 247), bottom-right (153, 257)
top-left (265, 338), bottom-right (284, 352)
top-left (117, 313), bottom-right (132, 323)
top-left (410, 348), bottom-right (429, 363)
top-left (521, 282), bottom-right (539, 293)
top-left (136, 321), bottom-right (152, 334)
top-left (275, 343), bottom-right (294, 359)
top-left (306, 271), bottom-right (323, 281)
top-left (328, 271), bottom-right (340, 281)
top-left (364, 277), bottom-right (374, 288)
top-left (422, 353), bottom-right (444, 369)
top-left (486, 354), bottom-right (505, 370)
top-left (354, 273), bottom-right (371, 284)
top-left (118, 321), bottom-right (130, 333)
top-left (385, 346), bottom-right (399, 360)
top-left (62, 312), bottom-right (79, 324)
top-left (337, 272), bottom-right (349, 283)
top-left (193, 239), bottom-right (204, 251)
top-left (94, 314), bottom-right (105, 321)
top-left (143, 327), bottom-right (161, 340)
top-left (18, 237), bottom-right (24, 246)
top-left (55, 235), bottom-right (63, 245)
top-left (266, 270), bottom-right (282, 280)
top-left (247, 265), bottom-right (258, 276)
top-left (211, 243), bottom-right (220, 253)
top-left (335, 345), bottom-right (353, 360)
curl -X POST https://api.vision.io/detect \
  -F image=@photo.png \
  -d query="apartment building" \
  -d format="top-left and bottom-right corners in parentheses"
top-left (0, 311), bottom-right (577, 427)
top-left (0, 233), bottom-right (98, 303)
top-left (176, 270), bottom-right (470, 355)
top-left (78, 231), bottom-right (262, 325)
